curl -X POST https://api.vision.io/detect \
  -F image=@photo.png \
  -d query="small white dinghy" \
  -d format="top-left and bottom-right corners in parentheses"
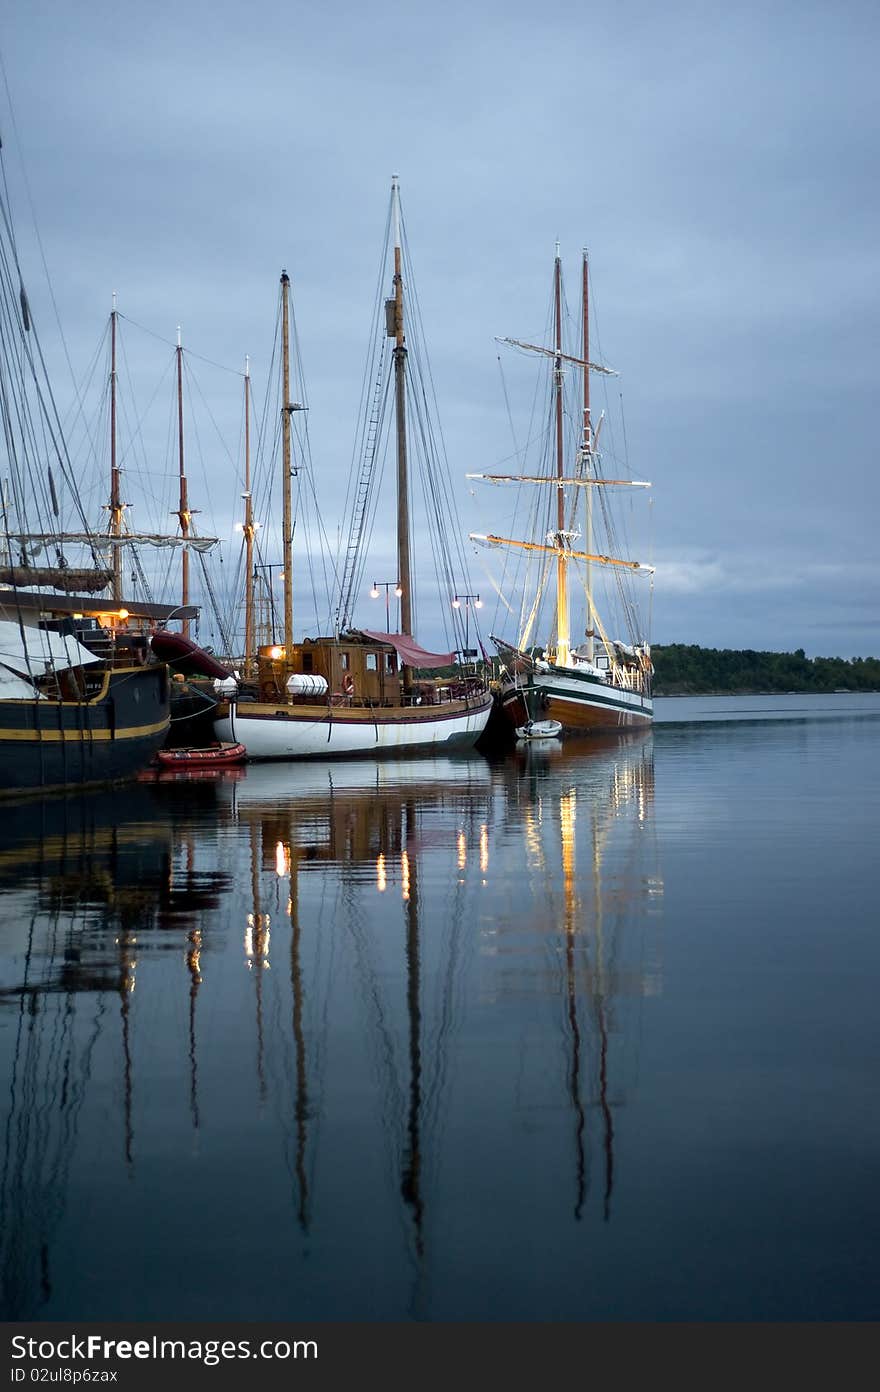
top-left (516, 719), bottom-right (562, 741)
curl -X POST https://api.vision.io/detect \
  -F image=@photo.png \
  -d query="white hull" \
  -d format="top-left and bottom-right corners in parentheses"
top-left (215, 697), bottom-right (493, 760)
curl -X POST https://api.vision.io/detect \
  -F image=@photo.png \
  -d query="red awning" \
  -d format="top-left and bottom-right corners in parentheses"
top-left (357, 630), bottom-right (456, 667)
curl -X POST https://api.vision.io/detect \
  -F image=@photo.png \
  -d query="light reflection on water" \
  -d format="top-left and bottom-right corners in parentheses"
top-left (1, 698), bottom-right (878, 1320)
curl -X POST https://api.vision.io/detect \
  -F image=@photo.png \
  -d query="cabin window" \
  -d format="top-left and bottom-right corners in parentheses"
top-left (385, 653), bottom-right (396, 674)
top-left (340, 652), bottom-right (350, 671)
top-left (301, 652), bottom-right (313, 672)
top-left (366, 653), bottom-right (378, 672)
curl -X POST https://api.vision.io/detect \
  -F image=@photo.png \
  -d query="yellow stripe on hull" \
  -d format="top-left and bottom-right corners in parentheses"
top-left (0, 716), bottom-right (170, 743)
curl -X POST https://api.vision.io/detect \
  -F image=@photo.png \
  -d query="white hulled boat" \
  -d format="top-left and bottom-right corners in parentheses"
top-left (214, 179), bottom-right (493, 759)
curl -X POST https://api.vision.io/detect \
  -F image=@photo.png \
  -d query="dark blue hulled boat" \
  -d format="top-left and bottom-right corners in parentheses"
top-left (0, 618), bottom-right (171, 798)
top-left (0, 123), bottom-right (177, 797)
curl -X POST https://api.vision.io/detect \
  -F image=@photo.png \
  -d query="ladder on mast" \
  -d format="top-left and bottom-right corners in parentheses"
top-left (335, 340), bottom-right (387, 631)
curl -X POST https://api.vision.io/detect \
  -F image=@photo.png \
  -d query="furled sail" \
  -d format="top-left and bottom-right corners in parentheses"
top-left (466, 473), bottom-right (650, 488)
top-left (0, 566), bottom-right (112, 592)
top-left (10, 532), bottom-right (218, 554)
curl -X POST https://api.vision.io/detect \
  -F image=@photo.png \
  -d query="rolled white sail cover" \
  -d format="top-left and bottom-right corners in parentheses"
top-left (0, 620), bottom-right (101, 677)
top-left (213, 676), bottom-right (239, 695)
top-left (286, 673), bottom-right (329, 696)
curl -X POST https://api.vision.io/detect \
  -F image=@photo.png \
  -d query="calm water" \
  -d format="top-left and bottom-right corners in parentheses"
top-left (1, 695), bottom-right (878, 1321)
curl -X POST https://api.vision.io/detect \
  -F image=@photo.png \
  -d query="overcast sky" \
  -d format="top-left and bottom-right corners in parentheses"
top-left (1, 0), bottom-right (877, 657)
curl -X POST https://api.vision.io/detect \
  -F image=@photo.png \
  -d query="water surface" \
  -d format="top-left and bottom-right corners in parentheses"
top-left (1, 695), bottom-right (878, 1320)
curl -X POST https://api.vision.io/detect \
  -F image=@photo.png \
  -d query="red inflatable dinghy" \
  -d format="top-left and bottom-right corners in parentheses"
top-left (156, 741), bottom-right (247, 768)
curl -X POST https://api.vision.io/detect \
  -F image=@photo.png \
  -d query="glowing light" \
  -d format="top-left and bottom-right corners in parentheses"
top-left (480, 824), bottom-right (489, 873)
top-left (474, 597), bottom-right (483, 609)
top-left (275, 841), bottom-right (290, 877)
top-left (457, 830), bottom-right (466, 871)
top-left (401, 850), bottom-right (410, 902)
top-left (451, 597), bottom-right (461, 609)
top-left (268, 645), bottom-right (284, 660)
top-left (394, 586), bottom-right (402, 597)
top-left (377, 852), bottom-right (387, 892)
top-left (117, 608), bottom-right (129, 620)
top-left (560, 790), bottom-right (576, 894)
top-left (370, 585), bottom-right (379, 599)
top-left (524, 806), bottom-right (544, 868)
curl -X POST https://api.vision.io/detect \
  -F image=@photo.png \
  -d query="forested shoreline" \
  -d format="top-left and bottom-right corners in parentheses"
top-left (652, 644), bottom-right (880, 695)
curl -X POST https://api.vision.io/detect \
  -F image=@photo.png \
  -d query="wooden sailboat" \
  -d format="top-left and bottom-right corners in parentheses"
top-left (214, 180), bottom-right (493, 759)
top-left (472, 249), bottom-right (654, 734)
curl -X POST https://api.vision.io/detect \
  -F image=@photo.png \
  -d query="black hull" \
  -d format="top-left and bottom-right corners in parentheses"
top-left (167, 680), bottom-right (220, 749)
top-left (0, 665), bottom-right (170, 797)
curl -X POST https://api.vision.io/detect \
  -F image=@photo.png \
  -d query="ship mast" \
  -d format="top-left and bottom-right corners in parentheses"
top-left (280, 271), bottom-right (294, 655)
top-left (175, 327), bottom-right (190, 638)
top-left (391, 177), bottom-right (413, 643)
top-left (242, 356), bottom-right (255, 670)
top-left (553, 246), bottom-right (570, 667)
top-left (108, 293), bottom-right (125, 603)
top-left (582, 251), bottom-right (595, 664)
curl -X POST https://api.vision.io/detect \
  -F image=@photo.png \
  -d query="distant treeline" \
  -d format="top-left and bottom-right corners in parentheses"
top-left (652, 644), bottom-right (880, 695)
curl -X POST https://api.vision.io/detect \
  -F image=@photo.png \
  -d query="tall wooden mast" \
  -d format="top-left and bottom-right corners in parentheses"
top-left (582, 251), bottom-right (595, 664)
top-left (109, 293), bottom-right (124, 603)
top-left (554, 246), bottom-right (570, 667)
top-left (391, 177), bottom-right (413, 640)
top-left (175, 327), bottom-right (190, 638)
top-left (280, 270), bottom-right (294, 655)
top-left (242, 356), bottom-right (255, 669)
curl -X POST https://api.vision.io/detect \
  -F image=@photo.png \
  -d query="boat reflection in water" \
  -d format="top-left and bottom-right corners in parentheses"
top-left (500, 732), bottom-right (662, 1223)
top-left (218, 755), bottom-right (496, 1253)
top-left (0, 781), bottom-right (232, 1319)
top-left (0, 738), bottom-right (662, 1320)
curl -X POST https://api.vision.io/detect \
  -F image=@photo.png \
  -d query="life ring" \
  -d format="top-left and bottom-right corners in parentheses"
top-left (342, 673), bottom-right (355, 697)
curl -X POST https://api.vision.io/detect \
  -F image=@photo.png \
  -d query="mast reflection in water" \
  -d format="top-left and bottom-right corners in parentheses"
top-left (0, 740), bottom-right (662, 1320)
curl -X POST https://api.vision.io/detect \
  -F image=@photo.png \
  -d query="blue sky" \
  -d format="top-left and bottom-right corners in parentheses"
top-left (1, 0), bottom-right (877, 657)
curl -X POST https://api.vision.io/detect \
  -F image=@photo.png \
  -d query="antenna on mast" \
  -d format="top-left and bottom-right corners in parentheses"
top-left (391, 173), bottom-right (401, 250)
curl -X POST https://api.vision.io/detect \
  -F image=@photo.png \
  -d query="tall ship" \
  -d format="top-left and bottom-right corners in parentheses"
top-left (0, 119), bottom-right (207, 795)
top-left (214, 178), bottom-right (493, 759)
top-left (471, 248), bottom-right (654, 734)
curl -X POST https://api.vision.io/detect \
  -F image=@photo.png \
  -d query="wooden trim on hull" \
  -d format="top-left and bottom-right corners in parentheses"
top-left (0, 715), bottom-right (170, 742)
top-left (499, 677), bottom-right (652, 733)
top-left (541, 695), bottom-right (652, 731)
top-left (215, 694), bottom-right (493, 760)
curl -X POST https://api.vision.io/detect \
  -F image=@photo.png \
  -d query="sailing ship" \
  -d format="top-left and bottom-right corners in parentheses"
top-left (471, 248), bottom-right (654, 734)
top-left (213, 179), bottom-right (493, 759)
top-left (0, 141), bottom-right (180, 794)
